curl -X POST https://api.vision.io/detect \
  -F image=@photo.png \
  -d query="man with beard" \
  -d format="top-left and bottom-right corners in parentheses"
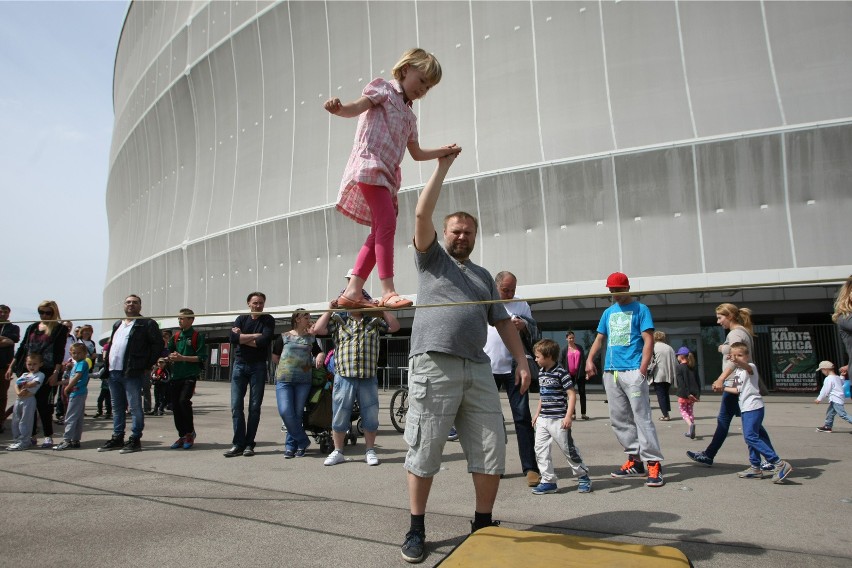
top-left (400, 153), bottom-right (532, 563)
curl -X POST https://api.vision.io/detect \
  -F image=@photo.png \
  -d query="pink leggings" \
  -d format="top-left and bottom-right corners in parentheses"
top-left (678, 398), bottom-right (695, 423)
top-left (352, 183), bottom-right (396, 281)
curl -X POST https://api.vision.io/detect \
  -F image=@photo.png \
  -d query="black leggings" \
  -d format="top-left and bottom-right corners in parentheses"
top-left (32, 379), bottom-right (54, 438)
top-left (575, 376), bottom-right (587, 416)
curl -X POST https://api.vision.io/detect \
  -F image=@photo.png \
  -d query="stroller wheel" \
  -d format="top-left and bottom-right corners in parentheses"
top-left (356, 417), bottom-right (364, 435)
top-left (320, 442), bottom-right (330, 454)
top-left (347, 429), bottom-right (357, 446)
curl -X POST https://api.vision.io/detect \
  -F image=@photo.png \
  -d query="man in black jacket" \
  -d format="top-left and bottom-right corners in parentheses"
top-left (98, 294), bottom-right (162, 454)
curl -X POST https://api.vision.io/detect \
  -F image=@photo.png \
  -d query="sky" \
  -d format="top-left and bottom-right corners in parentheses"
top-left (0, 0), bottom-right (129, 337)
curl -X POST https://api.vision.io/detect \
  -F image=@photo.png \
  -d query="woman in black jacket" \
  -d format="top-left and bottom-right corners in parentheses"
top-left (7, 300), bottom-right (68, 447)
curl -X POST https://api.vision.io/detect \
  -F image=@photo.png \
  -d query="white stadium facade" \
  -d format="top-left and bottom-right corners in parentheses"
top-left (105, 1), bottom-right (852, 389)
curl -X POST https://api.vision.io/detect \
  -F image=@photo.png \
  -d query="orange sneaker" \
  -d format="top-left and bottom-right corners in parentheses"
top-left (645, 461), bottom-right (664, 487)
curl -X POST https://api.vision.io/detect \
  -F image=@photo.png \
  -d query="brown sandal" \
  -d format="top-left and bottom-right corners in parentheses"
top-left (380, 293), bottom-right (413, 309)
top-left (336, 295), bottom-right (375, 309)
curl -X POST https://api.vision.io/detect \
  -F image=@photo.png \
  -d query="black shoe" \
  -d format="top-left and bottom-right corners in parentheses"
top-left (71, 441), bottom-right (81, 449)
top-left (104, 413), bottom-right (112, 420)
top-left (119, 436), bottom-right (142, 454)
top-left (686, 450), bottom-right (713, 466)
top-left (243, 447), bottom-right (255, 457)
top-left (401, 529), bottom-right (425, 563)
top-left (470, 519), bottom-right (501, 534)
top-left (223, 445), bottom-right (244, 458)
top-left (97, 435), bottom-right (125, 452)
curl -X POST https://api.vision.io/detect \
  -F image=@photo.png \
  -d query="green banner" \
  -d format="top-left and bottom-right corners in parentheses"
top-left (769, 326), bottom-right (819, 392)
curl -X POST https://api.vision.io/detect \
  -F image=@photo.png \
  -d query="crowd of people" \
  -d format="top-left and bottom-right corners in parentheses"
top-left (4, 44), bottom-right (852, 565)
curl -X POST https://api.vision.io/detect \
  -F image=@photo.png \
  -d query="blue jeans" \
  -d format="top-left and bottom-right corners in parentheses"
top-left (704, 391), bottom-right (742, 459)
top-left (109, 370), bottom-right (144, 439)
top-left (276, 381), bottom-right (311, 452)
top-left (741, 407), bottom-right (778, 467)
top-left (332, 375), bottom-right (379, 432)
top-left (230, 361), bottom-right (267, 449)
top-left (494, 372), bottom-right (539, 474)
top-left (824, 402), bottom-right (852, 427)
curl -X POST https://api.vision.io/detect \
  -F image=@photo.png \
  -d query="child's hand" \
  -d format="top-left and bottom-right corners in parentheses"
top-left (561, 416), bottom-right (573, 430)
top-left (324, 97), bottom-right (343, 115)
top-left (814, 399), bottom-right (821, 404)
top-left (442, 144), bottom-right (462, 157)
top-left (689, 394), bottom-right (699, 403)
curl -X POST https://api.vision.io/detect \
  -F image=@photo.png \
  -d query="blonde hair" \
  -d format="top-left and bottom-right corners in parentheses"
top-left (832, 276), bottom-right (852, 322)
top-left (392, 48), bottom-right (442, 85)
top-left (69, 343), bottom-right (88, 357)
top-left (653, 331), bottom-right (667, 343)
top-left (716, 303), bottom-right (753, 336)
top-left (37, 300), bottom-right (62, 336)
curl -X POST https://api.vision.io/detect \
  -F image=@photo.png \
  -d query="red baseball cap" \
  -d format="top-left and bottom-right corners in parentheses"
top-left (606, 272), bottom-right (630, 289)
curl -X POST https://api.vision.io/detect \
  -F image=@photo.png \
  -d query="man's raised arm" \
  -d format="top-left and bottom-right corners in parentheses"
top-left (414, 152), bottom-right (459, 252)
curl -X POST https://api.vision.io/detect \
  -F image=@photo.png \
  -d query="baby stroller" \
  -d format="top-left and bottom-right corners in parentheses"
top-left (304, 364), bottom-right (362, 454)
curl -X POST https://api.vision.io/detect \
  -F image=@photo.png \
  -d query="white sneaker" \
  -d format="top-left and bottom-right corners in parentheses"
top-left (7, 443), bottom-right (21, 451)
top-left (365, 449), bottom-right (379, 466)
top-left (324, 449), bottom-right (345, 466)
top-left (41, 437), bottom-right (54, 448)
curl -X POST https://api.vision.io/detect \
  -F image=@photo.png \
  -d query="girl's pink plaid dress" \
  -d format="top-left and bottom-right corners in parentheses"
top-left (335, 78), bottom-right (418, 226)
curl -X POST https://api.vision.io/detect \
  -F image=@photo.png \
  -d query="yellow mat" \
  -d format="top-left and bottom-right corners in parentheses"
top-left (437, 526), bottom-right (691, 567)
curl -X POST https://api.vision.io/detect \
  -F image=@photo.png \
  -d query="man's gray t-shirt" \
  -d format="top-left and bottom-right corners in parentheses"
top-left (409, 236), bottom-right (509, 364)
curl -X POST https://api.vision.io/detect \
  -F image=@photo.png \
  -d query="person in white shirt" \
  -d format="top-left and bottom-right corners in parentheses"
top-left (483, 271), bottom-right (540, 488)
top-left (814, 360), bottom-right (852, 432)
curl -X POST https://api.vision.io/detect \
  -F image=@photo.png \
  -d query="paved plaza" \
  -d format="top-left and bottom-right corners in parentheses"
top-left (1, 381), bottom-right (850, 567)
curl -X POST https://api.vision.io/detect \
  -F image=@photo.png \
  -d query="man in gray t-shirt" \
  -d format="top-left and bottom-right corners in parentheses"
top-left (400, 152), bottom-right (532, 564)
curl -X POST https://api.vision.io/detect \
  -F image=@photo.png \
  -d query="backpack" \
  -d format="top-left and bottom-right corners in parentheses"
top-left (174, 330), bottom-right (200, 352)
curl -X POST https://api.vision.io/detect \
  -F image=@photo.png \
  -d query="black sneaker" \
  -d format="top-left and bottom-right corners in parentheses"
top-left (686, 450), bottom-right (713, 466)
top-left (71, 441), bottom-right (81, 449)
top-left (470, 519), bottom-right (501, 534)
top-left (401, 529), bottom-right (425, 563)
top-left (53, 440), bottom-right (72, 451)
top-left (119, 436), bottom-right (142, 454)
top-left (243, 447), bottom-right (255, 457)
top-left (97, 436), bottom-right (125, 452)
top-left (223, 445), bottom-right (244, 458)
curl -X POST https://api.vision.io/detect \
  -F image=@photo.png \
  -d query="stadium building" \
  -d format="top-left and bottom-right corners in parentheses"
top-left (105, 1), bottom-right (852, 389)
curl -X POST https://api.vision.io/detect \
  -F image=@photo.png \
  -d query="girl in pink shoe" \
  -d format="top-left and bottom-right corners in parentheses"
top-left (325, 48), bottom-right (460, 310)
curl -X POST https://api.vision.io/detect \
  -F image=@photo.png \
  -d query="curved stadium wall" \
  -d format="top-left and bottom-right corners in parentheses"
top-left (104, 0), bottom-right (852, 323)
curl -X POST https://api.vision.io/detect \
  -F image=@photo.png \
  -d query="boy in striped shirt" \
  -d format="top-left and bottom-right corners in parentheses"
top-left (530, 339), bottom-right (592, 495)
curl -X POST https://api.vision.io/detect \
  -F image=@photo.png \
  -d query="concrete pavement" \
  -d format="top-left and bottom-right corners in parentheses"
top-left (1, 381), bottom-right (850, 567)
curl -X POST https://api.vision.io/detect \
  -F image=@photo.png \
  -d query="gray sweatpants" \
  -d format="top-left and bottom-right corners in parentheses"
top-left (62, 394), bottom-right (87, 442)
top-left (12, 397), bottom-right (37, 446)
top-left (603, 369), bottom-right (664, 463)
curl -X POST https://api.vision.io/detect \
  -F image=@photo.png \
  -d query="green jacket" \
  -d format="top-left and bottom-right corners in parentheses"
top-left (167, 327), bottom-right (205, 381)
